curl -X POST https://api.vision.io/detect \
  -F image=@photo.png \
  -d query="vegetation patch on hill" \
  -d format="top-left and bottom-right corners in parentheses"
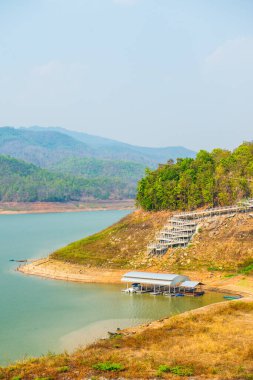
top-left (1, 300), bottom-right (253, 379)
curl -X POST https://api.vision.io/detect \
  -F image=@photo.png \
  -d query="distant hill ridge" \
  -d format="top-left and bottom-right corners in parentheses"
top-left (0, 126), bottom-right (196, 202)
top-left (0, 126), bottom-right (196, 168)
top-left (0, 154), bottom-right (137, 201)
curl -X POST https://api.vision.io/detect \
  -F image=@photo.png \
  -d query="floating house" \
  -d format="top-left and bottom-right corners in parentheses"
top-left (121, 271), bottom-right (189, 295)
top-left (179, 280), bottom-right (204, 295)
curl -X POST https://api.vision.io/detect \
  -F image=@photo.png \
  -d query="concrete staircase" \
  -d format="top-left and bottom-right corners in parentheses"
top-left (147, 199), bottom-right (253, 255)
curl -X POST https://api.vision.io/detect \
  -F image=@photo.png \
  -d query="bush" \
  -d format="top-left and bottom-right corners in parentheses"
top-left (157, 364), bottom-right (194, 377)
top-left (57, 366), bottom-right (69, 373)
top-left (92, 362), bottom-right (125, 372)
top-left (239, 259), bottom-right (253, 275)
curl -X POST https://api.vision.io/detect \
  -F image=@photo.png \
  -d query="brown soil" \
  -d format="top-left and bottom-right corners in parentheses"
top-left (0, 200), bottom-right (135, 215)
top-left (50, 209), bottom-right (253, 273)
top-left (18, 258), bottom-right (126, 284)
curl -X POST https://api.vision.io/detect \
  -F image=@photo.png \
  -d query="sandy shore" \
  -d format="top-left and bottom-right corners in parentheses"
top-left (18, 258), bottom-right (126, 284)
top-left (18, 258), bottom-right (253, 296)
top-left (0, 200), bottom-right (135, 215)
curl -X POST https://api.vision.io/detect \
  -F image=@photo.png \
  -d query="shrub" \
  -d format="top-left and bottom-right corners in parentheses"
top-left (157, 364), bottom-right (194, 377)
top-left (208, 266), bottom-right (221, 272)
top-left (92, 362), bottom-right (125, 372)
top-left (57, 366), bottom-right (69, 373)
top-left (239, 262), bottom-right (253, 275)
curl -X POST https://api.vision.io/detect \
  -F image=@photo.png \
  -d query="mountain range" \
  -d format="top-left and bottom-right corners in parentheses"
top-left (0, 127), bottom-right (196, 202)
top-left (0, 127), bottom-right (195, 167)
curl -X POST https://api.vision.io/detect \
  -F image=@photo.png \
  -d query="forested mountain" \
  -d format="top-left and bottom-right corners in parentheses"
top-left (29, 126), bottom-right (196, 164)
top-left (0, 127), bottom-right (196, 202)
top-left (0, 127), bottom-right (92, 167)
top-left (51, 157), bottom-right (146, 182)
top-left (0, 127), bottom-right (195, 168)
top-left (0, 155), bottom-right (137, 201)
top-left (137, 142), bottom-right (253, 211)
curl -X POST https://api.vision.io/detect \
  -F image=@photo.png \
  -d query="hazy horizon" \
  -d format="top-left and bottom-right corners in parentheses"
top-left (0, 124), bottom-right (251, 152)
top-left (0, 0), bottom-right (253, 151)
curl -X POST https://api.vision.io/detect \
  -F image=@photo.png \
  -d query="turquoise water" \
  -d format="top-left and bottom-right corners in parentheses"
top-left (0, 210), bottom-right (226, 365)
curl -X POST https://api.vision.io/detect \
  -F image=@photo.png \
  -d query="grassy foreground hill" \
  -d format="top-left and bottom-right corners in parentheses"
top-left (1, 299), bottom-right (253, 379)
top-left (51, 209), bottom-right (253, 274)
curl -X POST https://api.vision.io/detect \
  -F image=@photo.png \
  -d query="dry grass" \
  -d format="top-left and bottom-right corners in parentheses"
top-left (51, 210), bottom-right (253, 274)
top-left (51, 210), bottom-right (171, 268)
top-left (1, 299), bottom-right (253, 379)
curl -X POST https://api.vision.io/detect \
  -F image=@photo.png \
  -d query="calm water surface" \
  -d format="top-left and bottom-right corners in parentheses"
top-left (0, 210), bottom-right (226, 365)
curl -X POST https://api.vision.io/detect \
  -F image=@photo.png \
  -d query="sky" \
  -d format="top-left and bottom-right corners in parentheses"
top-left (0, 0), bottom-right (253, 151)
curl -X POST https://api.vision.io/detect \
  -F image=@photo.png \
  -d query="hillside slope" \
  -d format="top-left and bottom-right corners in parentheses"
top-left (0, 155), bottom-right (137, 201)
top-left (51, 210), bottom-right (253, 273)
top-left (51, 210), bottom-right (170, 268)
top-left (50, 156), bottom-right (146, 183)
top-left (51, 210), bottom-right (253, 272)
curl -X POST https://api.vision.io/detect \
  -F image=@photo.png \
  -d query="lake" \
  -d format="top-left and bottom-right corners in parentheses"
top-left (0, 210), bottom-right (226, 365)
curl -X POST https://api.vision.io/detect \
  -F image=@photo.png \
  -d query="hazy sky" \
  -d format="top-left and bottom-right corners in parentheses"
top-left (0, 0), bottom-right (253, 150)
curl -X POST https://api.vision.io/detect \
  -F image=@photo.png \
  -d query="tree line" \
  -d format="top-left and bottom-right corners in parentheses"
top-left (0, 155), bottom-right (136, 202)
top-left (136, 142), bottom-right (253, 211)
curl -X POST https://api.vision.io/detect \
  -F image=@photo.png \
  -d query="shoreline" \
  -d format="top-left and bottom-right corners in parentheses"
top-left (0, 200), bottom-right (135, 215)
top-left (11, 259), bottom-right (253, 380)
top-left (2, 294), bottom-right (252, 379)
top-left (18, 258), bottom-right (126, 284)
top-left (18, 258), bottom-right (253, 297)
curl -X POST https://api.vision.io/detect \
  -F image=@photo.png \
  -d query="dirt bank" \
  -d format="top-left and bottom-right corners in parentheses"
top-left (50, 209), bottom-right (253, 272)
top-left (0, 200), bottom-right (135, 215)
top-left (18, 258), bottom-right (253, 298)
top-left (18, 258), bottom-right (125, 284)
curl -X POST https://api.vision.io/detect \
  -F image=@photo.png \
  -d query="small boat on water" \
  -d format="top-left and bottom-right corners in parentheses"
top-left (194, 291), bottom-right (205, 297)
top-left (223, 295), bottom-right (242, 300)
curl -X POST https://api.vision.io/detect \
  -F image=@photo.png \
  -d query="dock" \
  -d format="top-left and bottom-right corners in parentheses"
top-left (121, 271), bottom-right (204, 297)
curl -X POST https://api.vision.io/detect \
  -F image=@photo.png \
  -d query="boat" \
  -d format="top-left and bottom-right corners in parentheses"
top-left (122, 287), bottom-right (136, 294)
top-left (223, 295), bottom-right (242, 300)
top-left (194, 291), bottom-right (205, 297)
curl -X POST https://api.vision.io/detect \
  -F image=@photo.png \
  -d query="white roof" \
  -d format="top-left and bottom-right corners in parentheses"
top-left (122, 271), bottom-right (180, 281)
top-left (121, 271), bottom-right (189, 286)
top-left (180, 281), bottom-right (201, 288)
